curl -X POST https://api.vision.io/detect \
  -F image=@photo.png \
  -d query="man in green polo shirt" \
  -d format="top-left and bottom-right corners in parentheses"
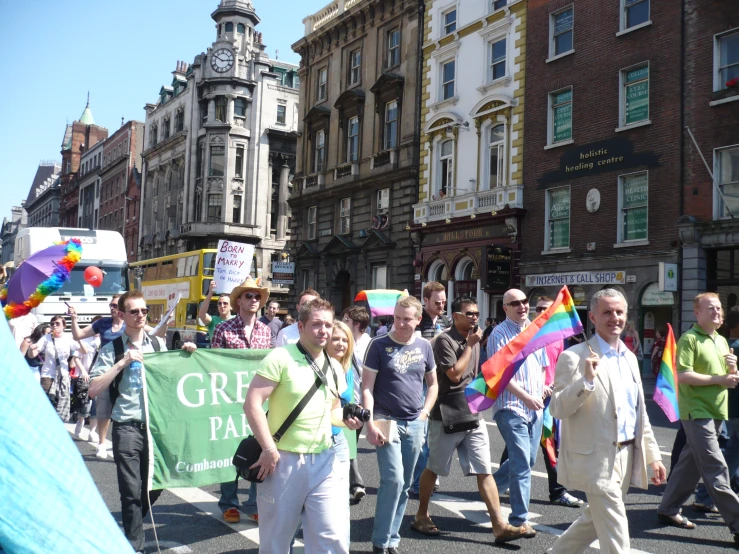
top-left (658, 292), bottom-right (739, 545)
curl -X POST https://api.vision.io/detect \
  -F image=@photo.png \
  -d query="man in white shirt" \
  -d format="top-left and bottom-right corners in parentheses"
top-left (274, 288), bottom-right (319, 347)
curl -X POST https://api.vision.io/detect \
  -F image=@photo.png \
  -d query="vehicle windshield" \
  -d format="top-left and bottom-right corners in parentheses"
top-left (56, 265), bottom-right (129, 295)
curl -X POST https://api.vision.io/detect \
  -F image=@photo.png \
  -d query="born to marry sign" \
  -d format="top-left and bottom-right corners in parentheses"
top-left (213, 240), bottom-right (255, 294)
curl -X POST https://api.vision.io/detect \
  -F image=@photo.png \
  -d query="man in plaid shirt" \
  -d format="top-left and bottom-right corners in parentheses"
top-left (212, 276), bottom-right (272, 524)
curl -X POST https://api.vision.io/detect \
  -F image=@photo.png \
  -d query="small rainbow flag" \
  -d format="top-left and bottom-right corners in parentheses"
top-left (354, 289), bottom-right (408, 318)
top-left (653, 323), bottom-right (679, 423)
top-left (466, 286), bottom-right (584, 413)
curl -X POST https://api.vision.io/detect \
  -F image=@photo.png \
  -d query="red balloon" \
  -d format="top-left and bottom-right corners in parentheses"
top-left (84, 266), bottom-right (104, 287)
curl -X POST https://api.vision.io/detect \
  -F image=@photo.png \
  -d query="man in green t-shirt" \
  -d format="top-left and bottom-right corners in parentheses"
top-left (658, 292), bottom-right (739, 543)
top-left (244, 298), bottom-right (362, 554)
top-left (198, 280), bottom-right (234, 341)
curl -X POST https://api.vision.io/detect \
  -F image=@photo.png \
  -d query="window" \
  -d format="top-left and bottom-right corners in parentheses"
top-left (492, 0), bottom-right (507, 9)
top-left (339, 197), bottom-right (351, 234)
top-left (349, 49), bottom-right (361, 86)
top-left (163, 118), bottom-right (171, 139)
top-left (302, 269), bottom-right (316, 290)
top-left (622, 0), bottom-right (649, 30)
top-left (235, 145), bottom-right (244, 178)
top-left (317, 67), bottom-right (328, 101)
top-left (225, 22), bottom-right (234, 33)
top-left (441, 60), bottom-right (455, 100)
top-left (488, 124), bottom-right (505, 189)
top-left (149, 124), bottom-right (157, 147)
top-left (717, 31), bottom-right (739, 89)
top-left (307, 206), bottom-right (317, 239)
top-left (237, 23), bottom-right (245, 35)
top-left (551, 7), bottom-right (573, 57)
top-left (207, 194), bottom-right (222, 223)
top-left (276, 104), bottom-right (286, 125)
top-left (372, 265), bottom-right (388, 289)
top-left (175, 110), bottom-right (184, 133)
top-left (718, 146), bottom-right (739, 219)
top-left (232, 195), bottom-right (242, 224)
top-left (547, 187), bottom-right (570, 249)
top-left (387, 28), bottom-right (400, 67)
top-left (347, 116), bottom-right (359, 163)
top-left (619, 172), bottom-right (648, 241)
top-left (209, 145), bottom-right (225, 176)
top-left (549, 88), bottom-right (573, 144)
top-left (490, 38), bottom-right (506, 81)
top-left (621, 65), bottom-right (649, 126)
top-left (377, 188), bottom-right (390, 214)
top-left (314, 130), bottom-right (325, 172)
top-left (196, 142), bottom-right (204, 179)
top-left (384, 100), bottom-right (398, 150)
top-left (438, 140), bottom-right (454, 197)
top-left (234, 98), bottom-right (247, 117)
top-left (443, 9), bottom-right (456, 35)
top-left (215, 97), bottom-right (227, 123)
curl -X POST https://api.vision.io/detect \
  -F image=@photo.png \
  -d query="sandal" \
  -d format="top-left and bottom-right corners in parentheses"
top-left (494, 524), bottom-right (528, 544)
top-left (657, 513), bottom-right (696, 529)
top-left (410, 516), bottom-right (441, 536)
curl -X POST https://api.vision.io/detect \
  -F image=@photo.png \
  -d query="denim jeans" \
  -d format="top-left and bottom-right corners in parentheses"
top-left (218, 479), bottom-right (258, 515)
top-left (112, 422), bottom-right (163, 553)
top-left (493, 409), bottom-right (543, 526)
top-left (372, 417), bottom-right (426, 548)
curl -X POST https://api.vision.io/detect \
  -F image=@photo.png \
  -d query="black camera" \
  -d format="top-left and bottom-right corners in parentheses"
top-left (343, 403), bottom-right (371, 422)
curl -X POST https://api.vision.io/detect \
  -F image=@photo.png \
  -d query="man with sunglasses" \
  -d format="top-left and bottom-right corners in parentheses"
top-left (490, 288), bottom-right (548, 539)
top-left (198, 280), bottom-right (234, 342)
top-left (211, 276), bottom-right (272, 525)
top-left (411, 297), bottom-right (527, 544)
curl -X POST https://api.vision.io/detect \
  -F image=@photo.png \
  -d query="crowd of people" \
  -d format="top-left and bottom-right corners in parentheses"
top-left (15, 277), bottom-right (739, 554)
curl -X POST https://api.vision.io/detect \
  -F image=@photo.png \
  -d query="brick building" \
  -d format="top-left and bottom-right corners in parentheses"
top-left (520, 0), bottom-right (683, 363)
top-left (76, 140), bottom-right (104, 230)
top-left (99, 121), bottom-right (144, 235)
top-left (289, 0), bottom-right (422, 311)
top-left (677, 1), bottom-right (739, 329)
top-left (58, 100), bottom-right (108, 227)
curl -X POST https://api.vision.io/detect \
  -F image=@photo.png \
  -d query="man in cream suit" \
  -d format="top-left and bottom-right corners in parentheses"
top-left (548, 288), bottom-right (666, 554)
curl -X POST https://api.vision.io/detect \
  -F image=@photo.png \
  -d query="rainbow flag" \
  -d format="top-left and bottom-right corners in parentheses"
top-left (653, 324), bottom-right (679, 422)
top-left (354, 289), bottom-right (408, 318)
top-left (466, 286), bottom-right (583, 413)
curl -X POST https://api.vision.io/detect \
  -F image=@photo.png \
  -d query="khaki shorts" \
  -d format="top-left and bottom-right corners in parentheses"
top-left (426, 419), bottom-right (491, 477)
top-left (94, 387), bottom-right (113, 420)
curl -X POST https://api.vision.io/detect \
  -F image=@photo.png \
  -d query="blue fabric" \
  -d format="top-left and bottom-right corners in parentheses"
top-left (218, 480), bottom-right (258, 515)
top-left (91, 317), bottom-right (125, 348)
top-left (493, 409), bottom-right (543, 526)
top-left (0, 318), bottom-right (134, 553)
top-left (372, 417), bottom-right (426, 548)
top-left (411, 382), bottom-right (429, 493)
top-left (333, 369), bottom-right (354, 436)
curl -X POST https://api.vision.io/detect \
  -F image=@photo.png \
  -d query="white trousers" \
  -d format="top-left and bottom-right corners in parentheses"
top-left (549, 444), bottom-right (634, 554)
top-left (257, 448), bottom-right (348, 554)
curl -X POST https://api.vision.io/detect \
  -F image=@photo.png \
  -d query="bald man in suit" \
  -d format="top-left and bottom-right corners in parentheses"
top-left (547, 288), bottom-right (665, 554)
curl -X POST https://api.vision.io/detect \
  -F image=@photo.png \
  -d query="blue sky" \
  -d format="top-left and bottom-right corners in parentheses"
top-left (0, 0), bottom-right (326, 221)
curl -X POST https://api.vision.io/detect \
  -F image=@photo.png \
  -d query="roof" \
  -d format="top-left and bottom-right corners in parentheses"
top-left (61, 124), bottom-right (73, 150)
top-left (78, 102), bottom-right (95, 125)
top-left (24, 164), bottom-right (61, 207)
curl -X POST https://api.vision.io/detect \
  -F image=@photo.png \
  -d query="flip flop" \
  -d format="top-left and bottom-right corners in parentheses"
top-left (410, 516), bottom-right (441, 536)
top-left (658, 513), bottom-right (696, 529)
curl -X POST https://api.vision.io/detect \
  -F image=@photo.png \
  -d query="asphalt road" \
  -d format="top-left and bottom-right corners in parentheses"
top-left (75, 397), bottom-right (739, 554)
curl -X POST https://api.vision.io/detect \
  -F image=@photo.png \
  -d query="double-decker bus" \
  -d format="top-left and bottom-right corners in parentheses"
top-left (128, 249), bottom-right (218, 349)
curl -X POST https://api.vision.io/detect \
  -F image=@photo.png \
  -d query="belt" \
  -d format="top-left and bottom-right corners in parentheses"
top-left (114, 420), bottom-right (147, 430)
top-left (617, 438), bottom-right (635, 448)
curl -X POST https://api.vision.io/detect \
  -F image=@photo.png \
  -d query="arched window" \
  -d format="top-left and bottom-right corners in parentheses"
top-left (428, 259), bottom-right (449, 283)
top-left (455, 257), bottom-right (474, 281)
top-left (488, 124), bottom-right (505, 189)
top-left (237, 23), bottom-right (246, 35)
top-left (437, 140), bottom-right (454, 197)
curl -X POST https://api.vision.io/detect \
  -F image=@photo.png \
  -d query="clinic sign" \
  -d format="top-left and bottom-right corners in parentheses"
top-left (525, 270), bottom-right (626, 287)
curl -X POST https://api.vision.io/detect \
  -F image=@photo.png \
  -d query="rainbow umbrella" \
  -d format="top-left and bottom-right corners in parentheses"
top-left (354, 289), bottom-right (408, 318)
top-left (1, 239), bottom-right (82, 320)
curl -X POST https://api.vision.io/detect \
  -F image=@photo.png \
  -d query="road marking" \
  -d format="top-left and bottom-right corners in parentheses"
top-left (491, 461), bottom-right (549, 480)
top-left (64, 423), bottom-right (112, 451)
top-left (143, 541), bottom-right (191, 553)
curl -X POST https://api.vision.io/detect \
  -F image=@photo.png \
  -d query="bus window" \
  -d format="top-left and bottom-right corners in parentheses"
top-left (202, 279), bottom-right (212, 297)
top-left (186, 255), bottom-right (198, 276)
top-left (203, 253), bottom-right (216, 276)
top-left (160, 260), bottom-right (175, 280)
top-left (177, 258), bottom-right (187, 278)
top-left (146, 303), bottom-right (164, 326)
top-left (144, 263), bottom-right (159, 281)
top-left (186, 302), bottom-right (199, 325)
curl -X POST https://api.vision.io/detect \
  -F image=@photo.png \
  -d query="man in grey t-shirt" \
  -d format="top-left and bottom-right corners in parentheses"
top-left (258, 300), bottom-right (283, 347)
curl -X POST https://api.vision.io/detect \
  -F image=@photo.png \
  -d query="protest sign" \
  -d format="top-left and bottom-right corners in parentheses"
top-left (214, 240), bottom-right (255, 294)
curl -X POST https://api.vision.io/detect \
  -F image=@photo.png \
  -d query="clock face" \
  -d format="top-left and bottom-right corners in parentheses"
top-left (210, 48), bottom-right (234, 73)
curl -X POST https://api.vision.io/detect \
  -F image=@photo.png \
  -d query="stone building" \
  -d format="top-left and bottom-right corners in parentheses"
top-left (139, 0), bottom-right (299, 301)
top-left (76, 140), bottom-right (104, 230)
top-left (125, 167), bottom-right (142, 262)
top-left (289, 0), bottom-right (423, 311)
top-left (1, 204), bottom-right (27, 265)
top-left (24, 162), bottom-right (62, 228)
top-left (410, 0), bottom-right (527, 323)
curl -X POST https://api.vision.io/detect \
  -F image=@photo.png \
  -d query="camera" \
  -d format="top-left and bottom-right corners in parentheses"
top-left (343, 403), bottom-right (371, 422)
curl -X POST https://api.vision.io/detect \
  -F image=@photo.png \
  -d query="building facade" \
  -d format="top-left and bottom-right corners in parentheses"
top-left (520, 0), bottom-right (682, 365)
top-left (58, 101), bottom-right (108, 228)
top-left (678, 1), bottom-right (739, 329)
top-left (1, 204), bottom-right (27, 265)
top-left (77, 141), bottom-right (104, 230)
top-left (289, 0), bottom-right (422, 311)
top-left (125, 168), bottom-right (142, 262)
top-left (24, 163), bottom-right (62, 229)
top-left (139, 0), bottom-right (299, 301)
top-left (410, 0), bottom-right (527, 322)
top-left (99, 121), bottom-right (144, 235)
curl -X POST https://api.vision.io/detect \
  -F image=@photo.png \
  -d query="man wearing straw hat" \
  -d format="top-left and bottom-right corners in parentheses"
top-left (212, 276), bottom-right (272, 525)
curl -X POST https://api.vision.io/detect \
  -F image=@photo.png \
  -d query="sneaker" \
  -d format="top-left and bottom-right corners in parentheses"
top-left (692, 502), bottom-right (719, 514)
top-left (552, 492), bottom-right (585, 507)
top-left (352, 487), bottom-right (366, 503)
top-left (245, 513), bottom-right (259, 525)
top-left (88, 429), bottom-right (99, 443)
top-left (74, 419), bottom-right (84, 439)
top-left (95, 445), bottom-right (108, 459)
top-left (223, 508), bottom-right (241, 523)
top-left (434, 478), bottom-right (440, 492)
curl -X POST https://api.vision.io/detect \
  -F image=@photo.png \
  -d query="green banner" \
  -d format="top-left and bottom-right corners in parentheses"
top-left (143, 348), bottom-right (356, 490)
top-left (624, 207), bottom-right (648, 240)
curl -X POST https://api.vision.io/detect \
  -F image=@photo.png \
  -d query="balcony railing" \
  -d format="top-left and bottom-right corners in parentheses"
top-left (333, 162), bottom-right (358, 180)
top-left (303, 172), bottom-right (325, 191)
top-left (370, 149), bottom-right (397, 169)
top-left (412, 184), bottom-right (524, 224)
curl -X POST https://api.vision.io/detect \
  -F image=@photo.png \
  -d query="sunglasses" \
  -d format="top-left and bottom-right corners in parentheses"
top-left (535, 306), bottom-right (549, 313)
top-left (127, 308), bottom-right (150, 316)
top-left (109, 304), bottom-right (118, 309)
top-left (456, 311), bottom-right (480, 318)
top-left (505, 299), bottom-right (529, 308)
top-left (242, 293), bottom-right (262, 300)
